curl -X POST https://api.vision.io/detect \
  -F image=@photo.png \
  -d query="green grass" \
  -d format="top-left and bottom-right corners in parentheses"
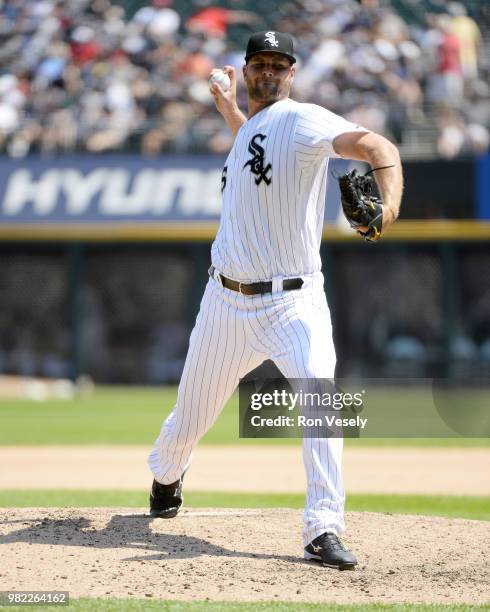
top-left (0, 386), bottom-right (488, 446)
top-left (5, 600), bottom-right (488, 611)
top-left (0, 491), bottom-right (488, 520)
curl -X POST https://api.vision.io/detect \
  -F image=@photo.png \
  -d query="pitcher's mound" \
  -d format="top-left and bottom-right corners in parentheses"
top-left (0, 508), bottom-right (488, 604)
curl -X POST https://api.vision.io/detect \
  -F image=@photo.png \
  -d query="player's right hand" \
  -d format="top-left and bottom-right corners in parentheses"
top-left (209, 66), bottom-right (237, 116)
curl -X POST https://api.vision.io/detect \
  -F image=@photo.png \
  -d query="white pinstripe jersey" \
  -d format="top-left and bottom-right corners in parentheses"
top-left (211, 98), bottom-right (368, 282)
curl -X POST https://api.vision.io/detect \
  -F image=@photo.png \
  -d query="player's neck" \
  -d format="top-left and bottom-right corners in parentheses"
top-left (248, 96), bottom-right (288, 118)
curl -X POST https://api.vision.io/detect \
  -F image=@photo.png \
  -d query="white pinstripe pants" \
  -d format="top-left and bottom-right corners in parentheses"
top-left (148, 271), bottom-right (345, 544)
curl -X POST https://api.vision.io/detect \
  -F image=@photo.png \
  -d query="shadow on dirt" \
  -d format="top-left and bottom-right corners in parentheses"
top-left (0, 513), bottom-right (304, 564)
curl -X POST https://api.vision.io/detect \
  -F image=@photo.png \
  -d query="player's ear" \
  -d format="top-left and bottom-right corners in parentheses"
top-left (243, 63), bottom-right (248, 79)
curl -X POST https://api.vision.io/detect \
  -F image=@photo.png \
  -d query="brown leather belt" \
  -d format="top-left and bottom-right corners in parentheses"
top-left (209, 266), bottom-right (303, 295)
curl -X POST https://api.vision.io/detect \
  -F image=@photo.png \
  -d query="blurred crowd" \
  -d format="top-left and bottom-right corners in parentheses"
top-left (0, 0), bottom-right (488, 159)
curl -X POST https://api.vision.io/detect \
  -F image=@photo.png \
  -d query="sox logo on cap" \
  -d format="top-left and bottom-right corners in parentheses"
top-left (265, 31), bottom-right (279, 47)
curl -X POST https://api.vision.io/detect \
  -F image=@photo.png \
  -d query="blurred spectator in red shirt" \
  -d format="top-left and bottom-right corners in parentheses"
top-left (186, 5), bottom-right (260, 38)
top-left (428, 15), bottom-right (463, 105)
top-left (448, 2), bottom-right (483, 80)
top-left (70, 26), bottom-right (102, 65)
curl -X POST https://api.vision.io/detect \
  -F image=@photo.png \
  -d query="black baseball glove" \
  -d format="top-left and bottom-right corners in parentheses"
top-left (338, 166), bottom-right (392, 242)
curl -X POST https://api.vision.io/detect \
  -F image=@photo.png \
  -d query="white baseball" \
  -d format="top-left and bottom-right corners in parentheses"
top-left (209, 70), bottom-right (231, 92)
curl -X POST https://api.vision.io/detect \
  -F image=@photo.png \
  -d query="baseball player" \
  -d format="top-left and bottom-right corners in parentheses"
top-left (148, 31), bottom-right (403, 569)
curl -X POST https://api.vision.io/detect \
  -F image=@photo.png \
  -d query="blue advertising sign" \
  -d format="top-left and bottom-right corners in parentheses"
top-left (477, 154), bottom-right (490, 220)
top-left (0, 155), bottom-right (350, 225)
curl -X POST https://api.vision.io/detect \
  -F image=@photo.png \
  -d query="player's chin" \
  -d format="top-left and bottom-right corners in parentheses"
top-left (250, 83), bottom-right (280, 101)
top-left (254, 92), bottom-right (282, 104)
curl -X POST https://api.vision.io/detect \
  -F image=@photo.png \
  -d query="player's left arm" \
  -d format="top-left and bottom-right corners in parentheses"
top-left (333, 131), bottom-right (403, 230)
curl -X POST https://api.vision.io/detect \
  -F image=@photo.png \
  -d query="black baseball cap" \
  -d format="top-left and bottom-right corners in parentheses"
top-left (245, 31), bottom-right (296, 64)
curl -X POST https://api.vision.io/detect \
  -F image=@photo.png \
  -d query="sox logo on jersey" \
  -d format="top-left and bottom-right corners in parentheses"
top-left (243, 133), bottom-right (272, 185)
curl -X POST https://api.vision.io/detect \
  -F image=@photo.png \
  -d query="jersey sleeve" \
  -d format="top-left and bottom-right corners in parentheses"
top-left (294, 104), bottom-right (369, 167)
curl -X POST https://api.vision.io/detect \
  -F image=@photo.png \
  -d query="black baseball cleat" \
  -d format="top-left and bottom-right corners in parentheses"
top-left (149, 477), bottom-right (184, 518)
top-left (304, 532), bottom-right (358, 570)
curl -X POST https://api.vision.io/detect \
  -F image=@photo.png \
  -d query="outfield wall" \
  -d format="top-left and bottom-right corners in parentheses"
top-left (0, 240), bottom-right (489, 383)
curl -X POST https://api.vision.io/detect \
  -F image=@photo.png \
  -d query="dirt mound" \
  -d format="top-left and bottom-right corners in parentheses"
top-left (1, 508), bottom-right (488, 604)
